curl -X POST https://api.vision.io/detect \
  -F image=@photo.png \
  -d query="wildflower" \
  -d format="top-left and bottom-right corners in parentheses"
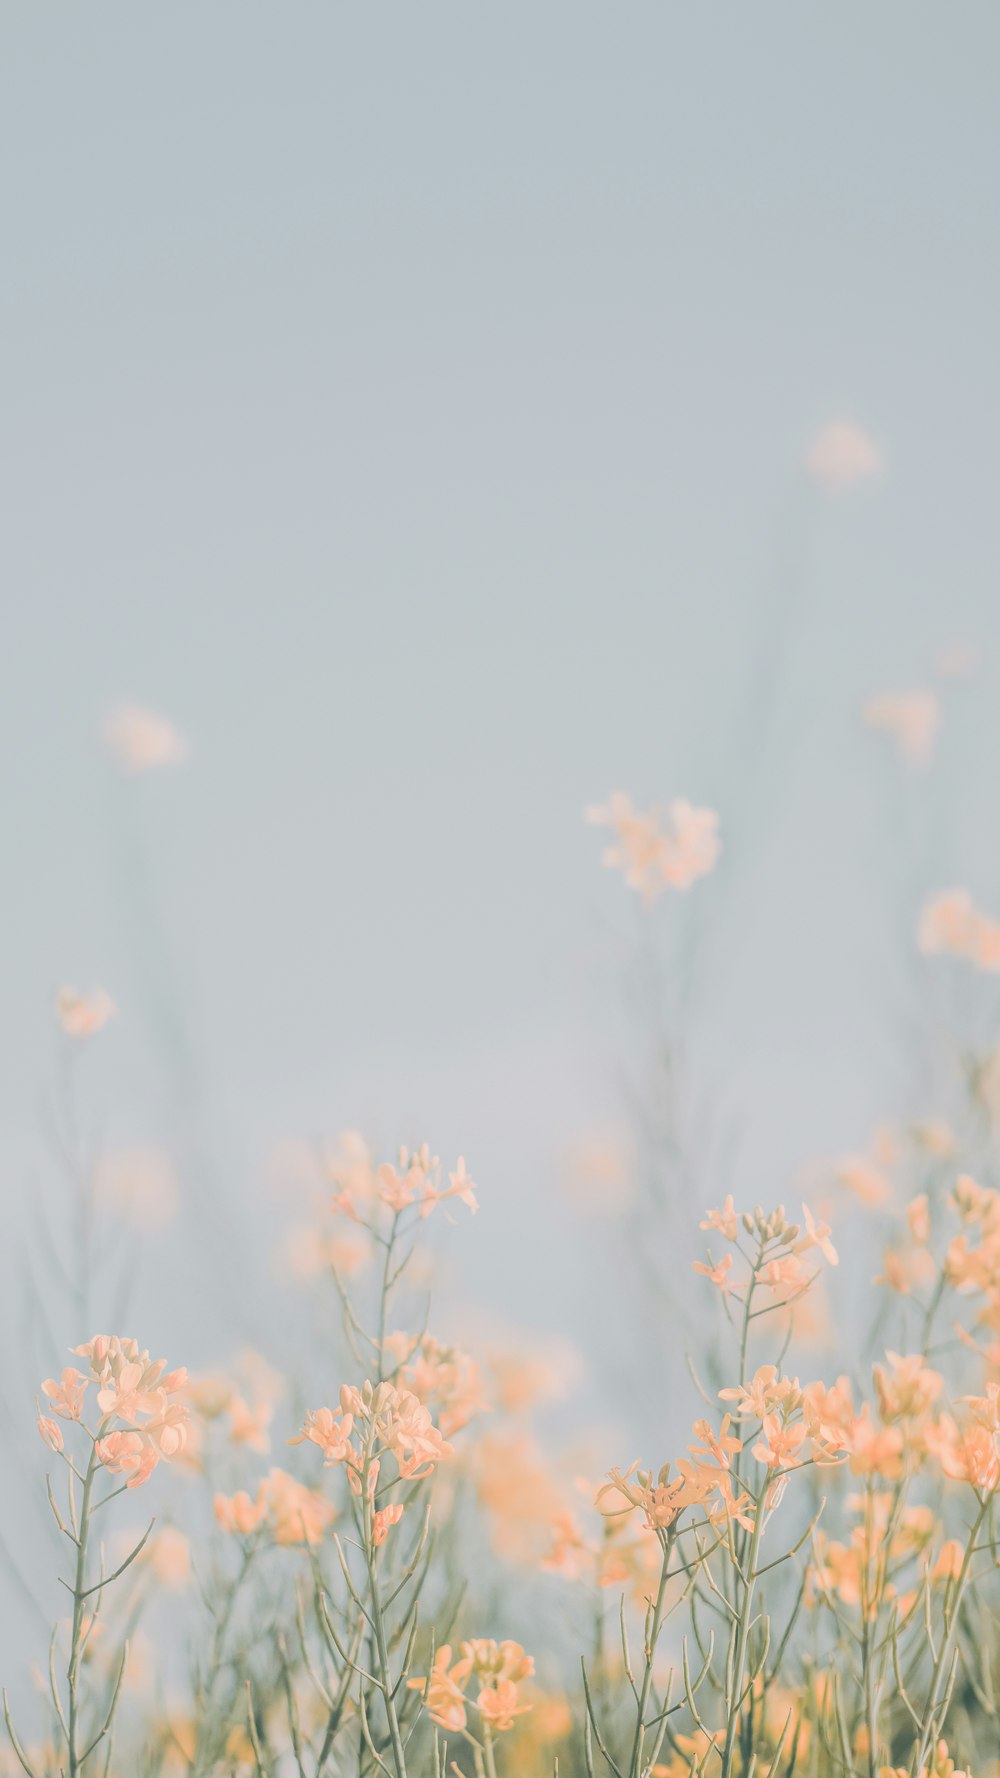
top-left (215, 1471), bottom-right (335, 1545)
top-left (918, 890), bottom-right (1000, 971)
top-left (53, 1336), bottom-right (190, 1487)
top-left (41, 1368), bottom-right (88, 1420)
top-left (836, 1155), bottom-right (892, 1206)
top-left (410, 1641), bottom-right (534, 1737)
top-left (289, 1406), bottom-right (355, 1466)
top-left (876, 1246), bottom-right (937, 1295)
top-left (264, 1468), bottom-right (336, 1545)
top-left (372, 1503), bottom-right (405, 1546)
top-left (37, 1412), bottom-right (63, 1452)
top-left (720, 1366), bottom-right (801, 1421)
top-left (756, 1253), bottom-right (811, 1296)
top-left (700, 1196), bottom-right (738, 1240)
top-left (864, 691), bottom-right (940, 766)
top-left (95, 1431), bottom-right (159, 1488)
top-left (56, 987), bottom-right (116, 1038)
top-left (753, 1414), bottom-right (807, 1471)
top-left (693, 1253), bottom-right (735, 1295)
top-left (907, 1194), bottom-right (931, 1244)
top-left (873, 1352), bottom-right (943, 1423)
top-left (387, 1332), bottom-right (487, 1436)
top-left (799, 1202), bottom-right (839, 1266)
top-left (214, 1489), bottom-right (266, 1536)
top-left (586, 793), bottom-right (720, 903)
top-left (147, 1527), bottom-right (191, 1589)
top-left (103, 704), bottom-right (186, 771)
top-left (408, 1646), bottom-right (468, 1733)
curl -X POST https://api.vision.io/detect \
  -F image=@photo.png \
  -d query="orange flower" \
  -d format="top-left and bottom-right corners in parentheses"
top-left (56, 987), bottom-right (116, 1038)
top-left (700, 1196), bottom-right (738, 1240)
top-left (586, 793), bottom-right (720, 903)
top-left (693, 1253), bottom-right (735, 1295)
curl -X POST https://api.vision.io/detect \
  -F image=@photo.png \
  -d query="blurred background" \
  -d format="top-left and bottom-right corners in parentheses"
top-left (2, 1), bottom-right (1000, 1672)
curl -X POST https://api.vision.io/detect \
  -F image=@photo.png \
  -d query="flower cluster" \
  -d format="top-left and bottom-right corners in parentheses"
top-left (39, 1336), bottom-right (189, 1488)
top-left (292, 1376), bottom-right (453, 1525)
top-left (694, 1199), bottom-right (838, 1305)
top-left (382, 1331), bottom-right (488, 1437)
top-left (408, 1639), bottom-right (534, 1736)
top-left (598, 1415), bottom-right (754, 1535)
top-left (331, 1141), bottom-right (478, 1223)
top-left (864, 690), bottom-right (940, 766)
top-left (918, 889), bottom-right (1000, 971)
top-left (586, 792), bottom-right (720, 903)
top-left (214, 1467), bottom-right (335, 1546)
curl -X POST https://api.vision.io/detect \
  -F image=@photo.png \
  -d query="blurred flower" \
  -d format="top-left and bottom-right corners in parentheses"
top-left (56, 986), bottom-right (116, 1038)
top-left (94, 1149), bottom-right (179, 1233)
top-left (103, 704), bottom-right (186, 771)
top-left (146, 1526), bottom-right (191, 1589)
top-left (560, 1135), bottom-right (634, 1216)
top-left (864, 690), bottom-right (940, 766)
top-left (215, 1468), bottom-right (335, 1546)
top-left (936, 644), bottom-right (978, 680)
top-left (409, 1640), bottom-right (534, 1735)
top-left (806, 421), bottom-right (882, 490)
top-left (918, 889), bottom-right (1000, 971)
top-left (586, 793), bottom-right (720, 903)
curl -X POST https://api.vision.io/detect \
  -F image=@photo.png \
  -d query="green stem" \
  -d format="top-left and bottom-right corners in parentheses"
top-left (721, 1487), bottom-right (766, 1778)
top-left (628, 1536), bottom-right (673, 1778)
top-left (912, 1492), bottom-right (991, 1775)
top-left (67, 1440), bottom-right (101, 1777)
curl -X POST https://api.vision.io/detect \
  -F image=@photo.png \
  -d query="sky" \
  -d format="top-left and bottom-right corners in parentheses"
top-left (2, 9), bottom-right (1000, 1646)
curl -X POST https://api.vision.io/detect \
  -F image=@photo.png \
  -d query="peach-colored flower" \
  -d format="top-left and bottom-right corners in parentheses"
top-left (907, 1194), bottom-right (931, 1244)
top-left (753, 1414), bottom-right (807, 1472)
top-left (875, 1246), bottom-right (937, 1295)
top-left (476, 1678), bottom-right (531, 1732)
top-left (56, 987), bottom-right (116, 1038)
top-left (700, 1196), bottom-right (738, 1241)
top-left (215, 1471), bottom-right (335, 1545)
top-left (918, 890), bottom-right (1000, 971)
top-left (756, 1253), bottom-right (811, 1296)
top-left (864, 691), bottom-right (940, 766)
top-left (911, 1120), bottom-right (955, 1159)
top-left (799, 1203), bottom-right (838, 1266)
top-left (806, 421), bottom-right (882, 491)
top-left (693, 1253), bottom-right (735, 1295)
top-left (289, 1406), bottom-right (355, 1466)
top-left (835, 1155), bottom-right (892, 1207)
top-left (95, 1431), bottom-right (159, 1488)
top-left (410, 1640), bottom-right (534, 1736)
top-left (37, 1412), bottom-right (63, 1452)
top-left (372, 1503), bottom-right (405, 1546)
top-left (388, 1332), bottom-right (487, 1437)
top-left (53, 1336), bottom-right (190, 1486)
top-left (41, 1368), bottom-right (88, 1420)
top-left (931, 1539), bottom-right (965, 1582)
top-left (586, 793), bottom-right (720, 903)
top-left (378, 1161), bottom-right (419, 1212)
top-left (407, 1646), bottom-right (468, 1732)
top-left (103, 704), bottom-right (186, 771)
top-left (94, 1149), bottom-right (179, 1234)
top-left (264, 1468), bottom-right (336, 1546)
top-left (873, 1352), bottom-right (942, 1424)
top-left (146, 1527), bottom-right (191, 1589)
top-left (720, 1366), bottom-right (799, 1421)
top-left (214, 1489), bottom-right (266, 1536)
